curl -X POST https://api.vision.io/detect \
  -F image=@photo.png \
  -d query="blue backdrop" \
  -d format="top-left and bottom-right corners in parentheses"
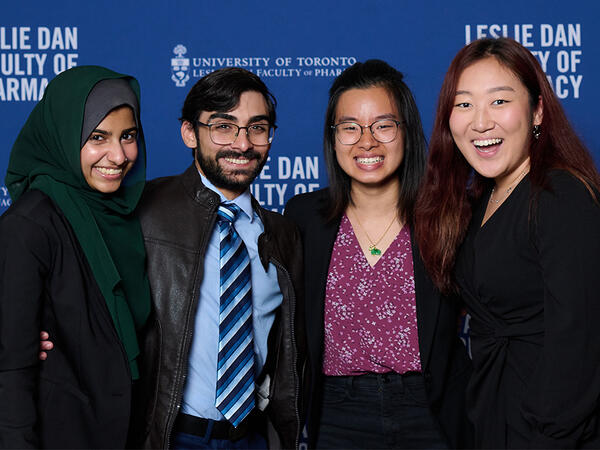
top-left (1, 0), bottom-right (598, 213)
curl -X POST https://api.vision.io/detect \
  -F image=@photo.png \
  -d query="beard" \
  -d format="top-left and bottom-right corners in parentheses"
top-left (196, 147), bottom-right (267, 193)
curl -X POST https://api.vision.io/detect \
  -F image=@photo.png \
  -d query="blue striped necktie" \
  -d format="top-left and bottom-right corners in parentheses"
top-left (215, 203), bottom-right (256, 427)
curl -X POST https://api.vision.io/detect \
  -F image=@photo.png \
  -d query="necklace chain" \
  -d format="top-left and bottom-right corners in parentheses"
top-left (489, 169), bottom-right (529, 204)
top-left (350, 208), bottom-right (397, 256)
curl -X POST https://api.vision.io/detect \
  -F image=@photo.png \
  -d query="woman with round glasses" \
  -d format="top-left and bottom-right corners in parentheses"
top-left (285, 60), bottom-right (472, 449)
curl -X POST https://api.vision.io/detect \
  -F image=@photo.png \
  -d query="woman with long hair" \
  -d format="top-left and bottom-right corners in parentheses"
top-left (415, 37), bottom-right (600, 448)
top-left (285, 60), bottom-right (472, 449)
top-left (0, 66), bottom-right (150, 448)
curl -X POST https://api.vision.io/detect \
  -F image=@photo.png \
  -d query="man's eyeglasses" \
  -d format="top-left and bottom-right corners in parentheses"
top-left (197, 121), bottom-right (276, 146)
top-left (331, 119), bottom-right (403, 145)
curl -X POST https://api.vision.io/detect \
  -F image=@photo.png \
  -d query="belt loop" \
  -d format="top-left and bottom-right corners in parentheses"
top-left (347, 375), bottom-right (355, 391)
top-left (202, 419), bottom-right (214, 444)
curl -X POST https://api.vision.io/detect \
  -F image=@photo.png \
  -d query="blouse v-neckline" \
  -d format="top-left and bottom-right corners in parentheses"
top-left (479, 175), bottom-right (530, 231)
top-left (343, 214), bottom-right (405, 269)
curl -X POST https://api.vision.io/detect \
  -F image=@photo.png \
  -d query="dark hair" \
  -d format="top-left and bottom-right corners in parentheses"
top-left (415, 37), bottom-right (600, 293)
top-left (180, 67), bottom-right (277, 157)
top-left (323, 59), bottom-right (427, 223)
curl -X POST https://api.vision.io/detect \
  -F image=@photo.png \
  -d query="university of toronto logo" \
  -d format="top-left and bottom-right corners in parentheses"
top-left (171, 44), bottom-right (190, 87)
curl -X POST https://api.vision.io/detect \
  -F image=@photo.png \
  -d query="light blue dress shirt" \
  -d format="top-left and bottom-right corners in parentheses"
top-left (181, 173), bottom-right (283, 420)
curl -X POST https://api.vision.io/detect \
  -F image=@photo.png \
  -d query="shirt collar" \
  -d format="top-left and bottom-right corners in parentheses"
top-left (198, 170), bottom-right (255, 222)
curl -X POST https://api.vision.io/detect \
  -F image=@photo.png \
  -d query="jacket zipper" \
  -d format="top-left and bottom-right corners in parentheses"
top-left (164, 207), bottom-right (218, 449)
top-left (271, 258), bottom-right (301, 450)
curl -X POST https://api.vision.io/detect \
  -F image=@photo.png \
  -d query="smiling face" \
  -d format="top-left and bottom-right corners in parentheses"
top-left (333, 86), bottom-right (404, 191)
top-left (181, 90), bottom-right (271, 200)
top-left (80, 106), bottom-right (138, 193)
top-left (449, 57), bottom-right (543, 188)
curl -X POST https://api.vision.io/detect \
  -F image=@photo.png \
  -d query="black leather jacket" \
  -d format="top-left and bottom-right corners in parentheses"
top-left (135, 165), bottom-right (307, 449)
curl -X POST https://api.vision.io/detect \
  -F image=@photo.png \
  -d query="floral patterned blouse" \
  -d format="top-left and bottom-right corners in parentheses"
top-left (322, 214), bottom-right (421, 375)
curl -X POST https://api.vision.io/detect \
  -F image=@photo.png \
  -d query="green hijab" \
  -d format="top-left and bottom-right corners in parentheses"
top-left (5, 65), bottom-right (150, 380)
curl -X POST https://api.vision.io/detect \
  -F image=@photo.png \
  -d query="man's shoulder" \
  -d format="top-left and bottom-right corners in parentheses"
top-left (137, 166), bottom-right (218, 247)
top-left (142, 171), bottom-right (185, 199)
top-left (139, 164), bottom-right (217, 214)
top-left (138, 174), bottom-right (184, 221)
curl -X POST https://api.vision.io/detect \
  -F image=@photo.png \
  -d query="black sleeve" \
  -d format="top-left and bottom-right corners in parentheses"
top-left (0, 213), bottom-right (52, 449)
top-left (522, 173), bottom-right (600, 448)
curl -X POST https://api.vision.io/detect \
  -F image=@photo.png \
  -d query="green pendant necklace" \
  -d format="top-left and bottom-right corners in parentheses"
top-left (350, 209), bottom-right (397, 256)
top-left (369, 245), bottom-right (382, 256)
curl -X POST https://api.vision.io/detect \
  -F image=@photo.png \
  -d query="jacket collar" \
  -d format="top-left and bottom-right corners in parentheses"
top-left (180, 163), bottom-right (275, 272)
top-left (180, 163), bottom-right (220, 210)
top-left (196, 169), bottom-right (254, 222)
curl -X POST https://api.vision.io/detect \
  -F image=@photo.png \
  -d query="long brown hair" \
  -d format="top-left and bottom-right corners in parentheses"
top-left (415, 37), bottom-right (600, 293)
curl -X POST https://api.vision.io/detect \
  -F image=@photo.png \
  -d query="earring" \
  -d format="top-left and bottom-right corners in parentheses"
top-left (532, 125), bottom-right (541, 140)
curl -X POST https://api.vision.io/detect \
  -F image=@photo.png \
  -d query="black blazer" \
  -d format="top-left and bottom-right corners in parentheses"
top-left (0, 190), bottom-right (132, 449)
top-left (285, 188), bottom-right (473, 448)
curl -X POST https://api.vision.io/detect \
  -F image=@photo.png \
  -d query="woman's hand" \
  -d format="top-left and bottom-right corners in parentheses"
top-left (39, 331), bottom-right (53, 360)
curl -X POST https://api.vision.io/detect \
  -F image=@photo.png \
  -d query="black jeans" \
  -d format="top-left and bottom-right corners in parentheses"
top-left (316, 372), bottom-right (448, 449)
top-left (172, 430), bottom-right (267, 449)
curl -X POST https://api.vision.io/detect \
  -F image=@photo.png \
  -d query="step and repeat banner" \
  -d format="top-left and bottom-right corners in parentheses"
top-left (1, 1), bottom-right (597, 214)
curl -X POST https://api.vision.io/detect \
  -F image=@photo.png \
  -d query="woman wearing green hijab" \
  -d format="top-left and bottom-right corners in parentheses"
top-left (0, 65), bottom-right (151, 448)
